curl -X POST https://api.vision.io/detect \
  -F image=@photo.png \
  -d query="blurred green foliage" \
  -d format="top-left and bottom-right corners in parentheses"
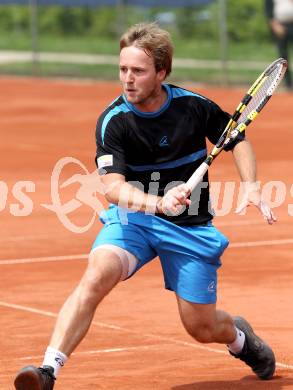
top-left (0, 1), bottom-right (280, 83)
top-left (0, 0), bottom-right (277, 84)
top-left (226, 0), bottom-right (269, 42)
top-left (0, 1), bottom-right (270, 42)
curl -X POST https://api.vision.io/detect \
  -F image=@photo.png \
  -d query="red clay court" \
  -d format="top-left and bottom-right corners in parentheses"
top-left (0, 77), bottom-right (293, 389)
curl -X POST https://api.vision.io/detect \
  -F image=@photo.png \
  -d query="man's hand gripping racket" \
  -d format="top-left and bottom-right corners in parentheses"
top-left (185, 58), bottom-right (288, 224)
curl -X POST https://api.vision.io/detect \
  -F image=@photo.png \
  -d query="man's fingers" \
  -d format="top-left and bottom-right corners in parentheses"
top-left (259, 201), bottom-right (277, 224)
top-left (161, 184), bottom-right (192, 215)
top-left (185, 198), bottom-right (191, 206)
top-left (235, 199), bottom-right (249, 215)
top-left (236, 197), bottom-right (277, 224)
top-left (173, 189), bottom-right (190, 201)
top-left (161, 195), bottom-right (189, 216)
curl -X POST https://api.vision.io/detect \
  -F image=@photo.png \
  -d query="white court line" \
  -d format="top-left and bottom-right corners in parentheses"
top-left (0, 301), bottom-right (292, 371)
top-left (0, 254), bottom-right (87, 265)
top-left (0, 302), bottom-right (57, 318)
top-left (215, 219), bottom-right (267, 227)
top-left (14, 345), bottom-right (164, 362)
top-left (1, 238), bottom-right (293, 265)
top-left (229, 238), bottom-right (293, 248)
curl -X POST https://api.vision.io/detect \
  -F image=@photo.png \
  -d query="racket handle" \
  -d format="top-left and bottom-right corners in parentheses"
top-left (186, 162), bottom-right (209, 192)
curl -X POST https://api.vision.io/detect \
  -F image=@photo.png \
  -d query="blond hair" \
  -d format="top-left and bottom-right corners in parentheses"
top-left (120, 22), bottom-right (173, 77)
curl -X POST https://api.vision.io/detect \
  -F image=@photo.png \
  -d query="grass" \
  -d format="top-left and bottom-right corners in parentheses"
top-left (0, 62), bottom-right (118, 80)
top-left (0, 33), bottom-right (120, 54)
top-left (0, 31), bottom-right (280, 60)
top-left (0, 31), bottom-right (290, 85)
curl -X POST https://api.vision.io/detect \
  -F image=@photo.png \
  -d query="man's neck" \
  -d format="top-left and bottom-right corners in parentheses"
top-left (134, 86), bottom-right (167, 113)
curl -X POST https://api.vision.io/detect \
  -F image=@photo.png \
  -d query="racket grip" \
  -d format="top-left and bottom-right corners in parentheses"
top-left (186, 162), bottom-right (209, 192)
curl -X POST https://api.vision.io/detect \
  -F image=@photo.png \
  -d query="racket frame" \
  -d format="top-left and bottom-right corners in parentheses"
top-left (186, 57), bottom-right (288, 192)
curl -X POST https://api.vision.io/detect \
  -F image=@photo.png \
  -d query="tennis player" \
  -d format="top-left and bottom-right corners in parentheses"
top-left (14, 22), bottom-right (276, 389)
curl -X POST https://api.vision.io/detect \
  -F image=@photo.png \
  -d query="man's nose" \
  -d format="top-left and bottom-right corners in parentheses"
top-left (125, 70), bottom-right (134, 82)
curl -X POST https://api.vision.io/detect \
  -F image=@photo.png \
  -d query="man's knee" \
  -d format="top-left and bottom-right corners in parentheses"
top-left (90, 245), bottom-right (138, 281)
top-left (79, 248), bottom-right (123, 301)
top-left (177, 297), bottom-right (217, 343)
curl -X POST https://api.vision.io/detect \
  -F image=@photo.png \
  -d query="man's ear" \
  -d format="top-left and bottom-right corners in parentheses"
top-left (157, 68), bottom-right (167, 82)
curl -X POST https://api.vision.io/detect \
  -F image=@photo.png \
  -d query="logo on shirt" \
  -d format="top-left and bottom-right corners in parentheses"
top-left (159, 136), bottom-right (169, 147)
top-left (207, 280), bottom-right (216, 293)
top-left (97, 154), bottom-right (113, 169)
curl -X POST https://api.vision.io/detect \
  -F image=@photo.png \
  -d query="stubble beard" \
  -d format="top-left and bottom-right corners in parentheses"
top-left (125, 84), bottom-right (161, 107)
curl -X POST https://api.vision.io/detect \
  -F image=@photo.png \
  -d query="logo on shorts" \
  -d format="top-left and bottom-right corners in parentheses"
top-left (207, 280), bottom-right (216, 292)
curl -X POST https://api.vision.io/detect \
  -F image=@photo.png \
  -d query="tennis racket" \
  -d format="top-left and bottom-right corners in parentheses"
top-left (186, 57), bottom-right (287, 192)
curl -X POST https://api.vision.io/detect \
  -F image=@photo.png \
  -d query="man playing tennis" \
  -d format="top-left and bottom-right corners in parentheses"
top-left (14, 23), bottom-right (276, 389)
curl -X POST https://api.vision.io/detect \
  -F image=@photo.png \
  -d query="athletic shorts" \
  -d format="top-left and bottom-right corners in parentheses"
top-left (92, 205), bottom-right (229, 304)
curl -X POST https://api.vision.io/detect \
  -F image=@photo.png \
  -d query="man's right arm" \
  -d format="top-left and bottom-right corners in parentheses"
top-left (101, 172), bottom-right (159, 213)
top-left (101, 173), bottom-right (191, 216)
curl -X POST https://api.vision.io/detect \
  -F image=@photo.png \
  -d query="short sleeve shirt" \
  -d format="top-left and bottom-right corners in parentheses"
top-left (95, 84), bottom-right (244, 225)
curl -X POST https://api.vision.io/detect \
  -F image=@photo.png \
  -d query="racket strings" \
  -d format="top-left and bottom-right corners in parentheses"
top-left (237, 64), bottom-right (284, 124)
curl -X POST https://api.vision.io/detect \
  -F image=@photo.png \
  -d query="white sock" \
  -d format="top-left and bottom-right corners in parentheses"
top-left (42, 346), bottom-right (68, 378)
top-left (227, 327), bottom-right (245, 354)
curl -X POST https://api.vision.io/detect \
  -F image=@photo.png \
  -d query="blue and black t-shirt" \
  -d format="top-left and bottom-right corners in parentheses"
top-left (95, 84), bottom-right (244, 226)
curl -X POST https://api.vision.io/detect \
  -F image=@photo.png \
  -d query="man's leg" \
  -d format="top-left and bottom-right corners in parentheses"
top-left (176, 295), bottom-right (275, 380)
top-left (49, 247), bottom-right (124, 355)
top-left (14, 247), bottom-right (132, 389)
top-left (176, 295), bottom-right (236, 344)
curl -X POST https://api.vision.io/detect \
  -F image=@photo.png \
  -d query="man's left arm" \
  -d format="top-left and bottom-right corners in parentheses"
top-left (232, 139), bottom-right (276, 224)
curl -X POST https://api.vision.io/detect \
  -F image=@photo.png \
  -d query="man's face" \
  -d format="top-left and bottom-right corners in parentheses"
top-left (119, 46), bottom-right (166, 108)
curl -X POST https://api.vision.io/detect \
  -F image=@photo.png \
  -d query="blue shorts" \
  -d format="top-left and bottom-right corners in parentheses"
top-left (92, 205), bottom-right (229, 304)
